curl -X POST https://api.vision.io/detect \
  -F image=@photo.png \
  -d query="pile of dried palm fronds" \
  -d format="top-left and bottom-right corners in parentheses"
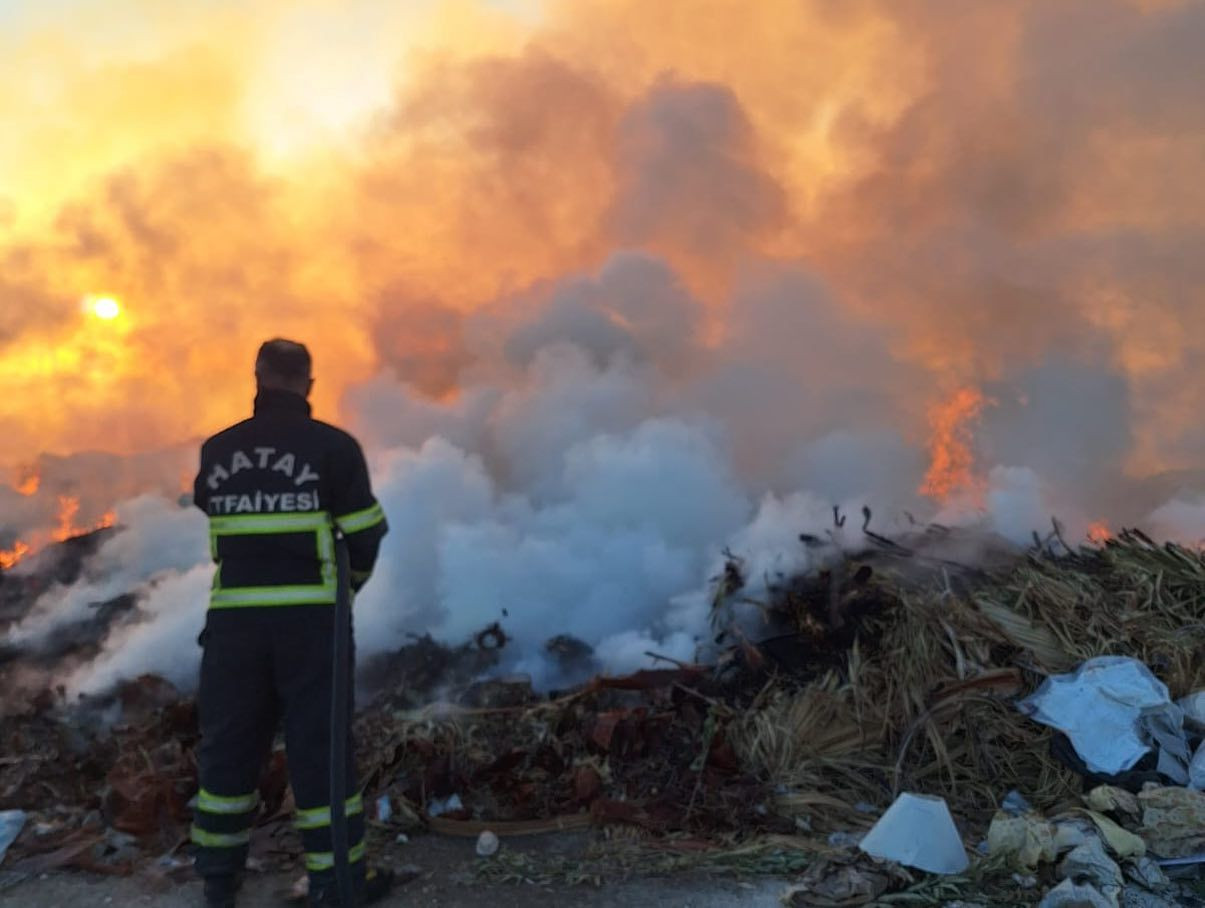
top-left (353, 527), bottom-right (1205, 845)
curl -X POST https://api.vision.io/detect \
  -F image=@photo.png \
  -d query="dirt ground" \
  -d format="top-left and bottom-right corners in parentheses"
top-left (0, 832), bottom-right (789, 908)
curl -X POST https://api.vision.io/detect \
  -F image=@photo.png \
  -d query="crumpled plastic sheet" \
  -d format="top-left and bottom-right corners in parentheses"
top-left (1019, 657), bottom-right (1172, 776)
top-left (1179, 692), bottom-right (1205, 731)
top-left (1038, 878), bottom-right (1114, 908)
top-left (0, 811), bottom-right (26, 866)
top-left (1189, 740), bottom-right (1205, 791)
top-left (1139, 704), bottom-right (1191, 786)
top-left (1138, 787), bottom-right (1205, 859)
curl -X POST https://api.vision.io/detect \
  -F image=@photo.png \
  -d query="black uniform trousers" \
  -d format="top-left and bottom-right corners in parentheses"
top-left (192, 606), bottom-right (365, 894)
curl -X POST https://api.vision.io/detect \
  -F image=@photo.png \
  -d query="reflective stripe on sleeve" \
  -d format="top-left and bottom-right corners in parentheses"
top-left (334, 502), bottom-right (385, 535)
top-left (295, 794), bottom-right (364, 830)
top-left (197, 788), bottom-right (258, 815)
top-left (305, 840), bottom-right (366, 871)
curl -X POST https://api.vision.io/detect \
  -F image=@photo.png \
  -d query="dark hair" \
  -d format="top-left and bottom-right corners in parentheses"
top-left (255, 338), bottom-right (312, 383)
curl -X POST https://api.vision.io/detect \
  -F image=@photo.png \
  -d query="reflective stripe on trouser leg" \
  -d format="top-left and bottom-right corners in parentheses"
top-left (306, 840), bottom-right (366, 872)
top-left (191, 788), bottom-right (258, 856)
top-left (197, 788), bottom-right (259, 815)
top-left (298, 808), bottom-right (367, 876)
top-left (294, 793), bottom-right (364, 830)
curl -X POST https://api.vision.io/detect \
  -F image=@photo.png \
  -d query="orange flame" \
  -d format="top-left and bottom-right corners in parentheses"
top-left (1087, 521), bottom-right (1112, 545)
top-left (0, 502), bottom-right (116, 572)
top-left (919, 387), bottom-right (987, 503)
top-left (51, 496), bottom-right (82, 543)
top-left (15, 469), bottom-right (40, 496)
top-left (0, 540), bottom-right (30, 571)
top-left (49, 496), bottom-right (116, 543)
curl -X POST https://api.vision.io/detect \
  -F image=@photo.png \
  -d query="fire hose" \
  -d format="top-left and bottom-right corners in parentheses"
top-left (329, 530), bottom-right (356, 907)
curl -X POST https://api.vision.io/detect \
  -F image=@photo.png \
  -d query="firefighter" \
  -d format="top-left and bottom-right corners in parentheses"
top-left (191, 339), bottom-right (393, 907)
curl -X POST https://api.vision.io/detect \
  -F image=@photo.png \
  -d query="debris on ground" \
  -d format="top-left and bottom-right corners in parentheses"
top-left (857, 792), bottom-right (968, 875)
top-left (0, 812), bottom-right (24, 865)
top-left (2, 523), bottom-right (1205, 905)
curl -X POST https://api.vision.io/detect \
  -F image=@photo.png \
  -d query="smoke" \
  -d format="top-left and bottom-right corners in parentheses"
top-left (2, 0), bottom-right (1204, 695)
top-left (6, 495), bottom-right (207, 649)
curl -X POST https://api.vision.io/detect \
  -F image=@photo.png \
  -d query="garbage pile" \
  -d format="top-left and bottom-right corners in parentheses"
top-left (1, 522), bottom-right (1204, 905)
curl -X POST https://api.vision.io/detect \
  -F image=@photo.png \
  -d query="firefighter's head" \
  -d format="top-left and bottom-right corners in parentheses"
top-left (255, 338), bottom-right (313, 397)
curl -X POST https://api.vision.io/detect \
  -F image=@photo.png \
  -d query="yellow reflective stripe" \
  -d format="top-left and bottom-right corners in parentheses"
top-left (335, 503), bottom-right (385, 535)
top-left (210, 583), bottom-right (337, 608)
top-left (208, 512), bottom-right (338, 604)
top-left (295, 794), bottom-right (364, 830)
top-left (306, 841), bottom-right (366, 871)
top-left (316, 522), bottom-right (336, 589)
top-left (197, 788), bottom-right (258, 815)
top-left (191, 825), bottom-right (251, 848)
top-left (210, 512), bottom-right (332, 535)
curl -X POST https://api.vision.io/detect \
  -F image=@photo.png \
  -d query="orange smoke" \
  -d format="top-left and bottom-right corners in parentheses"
top-left (0, 0), bottom-right (1202, 495)
top-left (919, 387), bottom-right (988, 504)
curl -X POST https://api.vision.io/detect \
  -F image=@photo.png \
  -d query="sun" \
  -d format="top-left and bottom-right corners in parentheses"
top-left (84, 295), bottom-right (122, 320)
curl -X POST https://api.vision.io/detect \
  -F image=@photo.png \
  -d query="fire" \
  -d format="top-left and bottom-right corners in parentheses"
top-left (50, 496), bottom-right (116, 543)
top-left (1087, 521), bottom-right (1112, 545)
top-left (51, 496), bottom-right (81, 543)
top-left (919, 387), bottom-right (988, 503)
top-left (0, 499), bottom-right (116, 573)
top-left (15, 469), bottom-right (39, 496)
top-left (0, 541), bottom-right (30, 571)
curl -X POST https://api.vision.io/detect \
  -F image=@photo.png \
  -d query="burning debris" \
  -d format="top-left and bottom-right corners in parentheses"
top-left (2, 521), bottom-right (1204, 905)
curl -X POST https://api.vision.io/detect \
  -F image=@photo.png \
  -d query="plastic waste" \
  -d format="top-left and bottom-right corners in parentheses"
top-left (0, 810), bottom-right (26, 865)
top-left (375, 795), bottom-right (392, 823)
top-left (1001, 790), bottom-right (1034, 816)
top-left (987, 813), bottom-right (1056, 870)
top-left (1058, 836), bottom-right (1123, 891)
top-left (1137, 786), bottom-right (1205, 858)
top-left (1190, 740), bottom-right (1205, 791)
top-left (1179, 691), bottom-right (1205, 731)
top-left (857, 792), bottom-right (969, 875)
top-left (826, 830), bottom-right (863, 848)
top-left (425, 793), bottom-right (464, 817)
top-left (475, 830), bottom-right (499, 858)
top-left (1038, 878), bottom-right (1113, 908)
top-left (1018, 657), bottom-right (1171, 775)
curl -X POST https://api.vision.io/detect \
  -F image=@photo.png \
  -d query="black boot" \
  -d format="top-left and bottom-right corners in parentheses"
top-left (309, 866), bottom-right (394, 906)
top-left (203, 874), bottom-right (241, 907)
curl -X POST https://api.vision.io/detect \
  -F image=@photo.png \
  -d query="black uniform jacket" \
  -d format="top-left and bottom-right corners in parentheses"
top-left (192, 389), bottom-right (388, 608)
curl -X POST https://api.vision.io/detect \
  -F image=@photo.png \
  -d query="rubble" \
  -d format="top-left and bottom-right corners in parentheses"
top-left (1, 524), bottom-right (1204, 905)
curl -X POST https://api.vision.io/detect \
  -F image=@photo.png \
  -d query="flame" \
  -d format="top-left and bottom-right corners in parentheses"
top-left (919, 387), bottom-right (988, 503)
top-left (1087, 521), bottom-right (1112, 545)
top-left (0, 540), bottom-right (30, 571)
top-left (49, 496), bottom-right (115, 543)
top-left (51, 496), bottom-right (81, 543)
top-left (0, 498), bottom-right (116, 572)
top-left (15, 469), bottom-right (39, 496)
